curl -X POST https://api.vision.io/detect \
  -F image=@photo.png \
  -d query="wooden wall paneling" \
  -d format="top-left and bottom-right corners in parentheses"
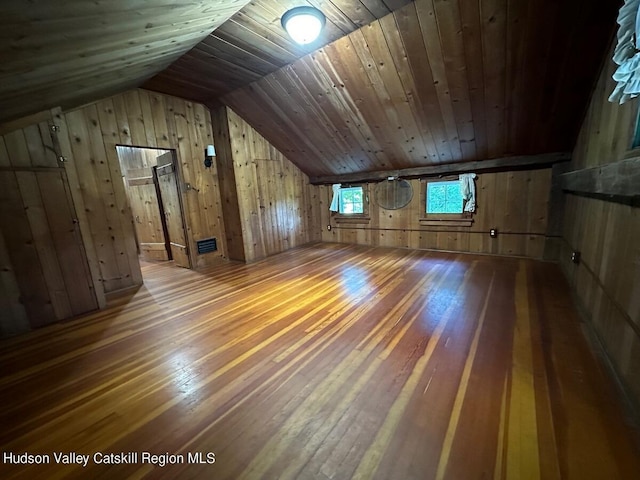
top-left (149, 93), bottom-right (172, 149)
top-left (219, 107), bottom-right (319, 262)
top-left (560, 39), bottom-right (640, 411)
top-left (0, 171), bottom-right (56, 326)
top-left (23, 122), bottom-right (58, 168)
top-left (138, 90), bottom-right (159, 148)
top-left (122, 90), bottom-right (148, 147)
top-left (320, 168), bottom-right (551, 258)
top-left (85, 104), bottom-right (142, 288)
top-left (15, 171), bottom-right (73, 320)
top-left (37, 171), bottom-right (98, 315)
top-left (0, 231), bottom-right (30, 336)
top-left (3, 128), bottom-right (32, 168)
top-left (211, 106), bottom-right (245, 261)
top-left (53, 109), bottom-right (106, 309)
top-left (64, 109), bottom-right (127, 292)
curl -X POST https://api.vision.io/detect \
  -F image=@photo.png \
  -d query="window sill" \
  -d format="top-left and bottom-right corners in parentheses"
top-left (419, 218), bottom-right (473, 227)
top-left (335, 216), bottom-right (371, 224)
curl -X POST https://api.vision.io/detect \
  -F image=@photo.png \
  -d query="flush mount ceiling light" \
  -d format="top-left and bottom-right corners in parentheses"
top-left (281, 6), bottom-right (326, 45)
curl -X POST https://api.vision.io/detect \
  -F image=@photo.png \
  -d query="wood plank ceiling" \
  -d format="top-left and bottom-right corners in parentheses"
top-left (217, 0), bottom-right (620, 178)
top-left (1, 0), bottom-right (619, 179)
top-left (143, 0), bottom-right (413, 102)
top-left (0, 0), bottom-right (250, 123)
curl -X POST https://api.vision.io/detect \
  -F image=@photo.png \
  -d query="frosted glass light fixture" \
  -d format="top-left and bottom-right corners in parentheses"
top-left (281, 6), bottom-right (326, 45)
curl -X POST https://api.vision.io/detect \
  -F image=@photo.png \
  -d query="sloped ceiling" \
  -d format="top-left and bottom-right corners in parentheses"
top-left (1, 0), bottom-right (619, 180)
top-left (143, 0), bottom-right (413, 102)
top-left (0, 0), bottom-right (250, 123)
top-left (220, 0), bottom-right (620, 179)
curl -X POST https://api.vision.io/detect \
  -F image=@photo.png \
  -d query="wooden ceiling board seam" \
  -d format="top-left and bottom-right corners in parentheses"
top-left (197, 34), bottom-right (282, 74)
top-left (144, 73), bottom-right (229, 101)
top-left (457, 0), bottom-right (488, 160)
top-left (359, 21), bottom-right (437, 162)
top-left (323, 38), bottom-right (409, 170)
top-left (378, 12), bottom-right (441, 162)
top-left (350, 27), bottom-right (430, 163)
top-left (278, 64), bottom-right (364, 173)
top-left (0, 22), bottom-right (215, 74)
top-left (260, 73), bottom-right (348, 174)
top-left (323, 0), bottom-right (377, 27)
top-left (0, 0), bottom-right (240, 21)
top-left (307, 47), bottom-right (391, 169)
top-left (0, 65), bottom-right (170, 118)
top-left (307, 1), bottom-right (360, 33)
top-left (294, 57), bottom-right (381, 172)
top-left (393, 3), bottom-right (454, 162)
top-left (432, 0), bottom-right (477, 160)
top-left (182, 49), bottom-right (265, 84)
top-left (230, 10), bottom-right (309, 58)
top-left (0, 5), bottom-right (234, 40)
top-left (214, 20), bottom-right (300, 65)
top-left (414, 0), bottom-right (464, 161)
top-left (359, 0), bottom-right (393, 19)
top-left (1, 31), bottom-right (212, 94)
top-left (504, 0), bottom-right (528, 155)
top-left (238, 81), bottom-right (337, 173)
top-left (480, 0), bottom-right (508, 158)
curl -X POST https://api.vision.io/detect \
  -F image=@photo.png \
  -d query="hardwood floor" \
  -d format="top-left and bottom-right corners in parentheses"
top-left (0, 243), bottom-right (638, 479)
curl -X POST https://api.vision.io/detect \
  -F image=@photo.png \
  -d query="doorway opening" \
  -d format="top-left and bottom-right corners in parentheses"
top-left (116, 146), bottom-right (190, 270)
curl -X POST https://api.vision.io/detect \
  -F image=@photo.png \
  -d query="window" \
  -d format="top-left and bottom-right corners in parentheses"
top-left (339, 186), bottom-right (364, 214)
top-left (420, 177), bottom-right (474, 227)
top-left (332, 184), bottom-right (370, 224)
top-left (426, 180), bottom-right (463, 214)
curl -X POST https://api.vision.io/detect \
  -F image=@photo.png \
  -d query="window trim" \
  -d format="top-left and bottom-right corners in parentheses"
top-left (419, 177), bottom-right (473, 227)
top-left (333, 184), bottom-right (370, 224)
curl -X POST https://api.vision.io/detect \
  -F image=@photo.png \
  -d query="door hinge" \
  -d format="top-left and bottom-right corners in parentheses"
top-left (58, 156), bottom-right (67, 163)
top-left (49, 124), bottom-right (60, 132)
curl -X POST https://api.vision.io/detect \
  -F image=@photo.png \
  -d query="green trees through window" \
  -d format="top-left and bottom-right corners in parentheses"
top-left (426, 180), bottom-right (463, 214)
top-left (339, 186), bottom-right (364, 214)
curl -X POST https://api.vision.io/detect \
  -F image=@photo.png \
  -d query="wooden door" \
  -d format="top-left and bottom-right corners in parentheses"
top-left (156, 153), bottom-right (190, 268)
top-left (126, 168), bottom-right (169, 262)
top-left (0, 113), bottom-right (99, 335)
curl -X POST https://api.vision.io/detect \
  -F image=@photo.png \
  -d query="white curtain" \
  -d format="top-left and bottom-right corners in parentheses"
top-left (459, 173), bottom-right (477, 213)
top-left (329, 183), bottom-right (341, 212)
top-left (609, 0), bottom-right (640, 104)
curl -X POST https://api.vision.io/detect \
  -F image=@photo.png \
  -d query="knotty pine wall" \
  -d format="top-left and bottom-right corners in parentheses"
top-left (0, 110), bottom-right (99, 336)
top-left (212, 106), bottom-right (321, 263)
top-left (63, 89), bottom-right (227, 293)
top-left (315, 169), bottom-right (552, 259)
top-left (560, 41), bottom-right (640, 409)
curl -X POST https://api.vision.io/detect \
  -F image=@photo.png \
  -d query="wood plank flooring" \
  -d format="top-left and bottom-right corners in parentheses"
top-left (0, 243), bottom-right (638, 479)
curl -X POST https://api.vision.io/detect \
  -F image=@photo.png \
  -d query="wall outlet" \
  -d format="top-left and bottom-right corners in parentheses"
top-left (489, 228), bottom-right (498, 238)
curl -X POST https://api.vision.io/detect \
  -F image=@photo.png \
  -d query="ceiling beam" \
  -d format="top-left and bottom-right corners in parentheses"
top-left (309, 152), bottom-right (571, 185)
top-left (560, 156), bottom-right (640, 201)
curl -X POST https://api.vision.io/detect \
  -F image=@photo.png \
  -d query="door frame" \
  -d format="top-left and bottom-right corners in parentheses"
top-left (116, 145), bottom-right (192, 270)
